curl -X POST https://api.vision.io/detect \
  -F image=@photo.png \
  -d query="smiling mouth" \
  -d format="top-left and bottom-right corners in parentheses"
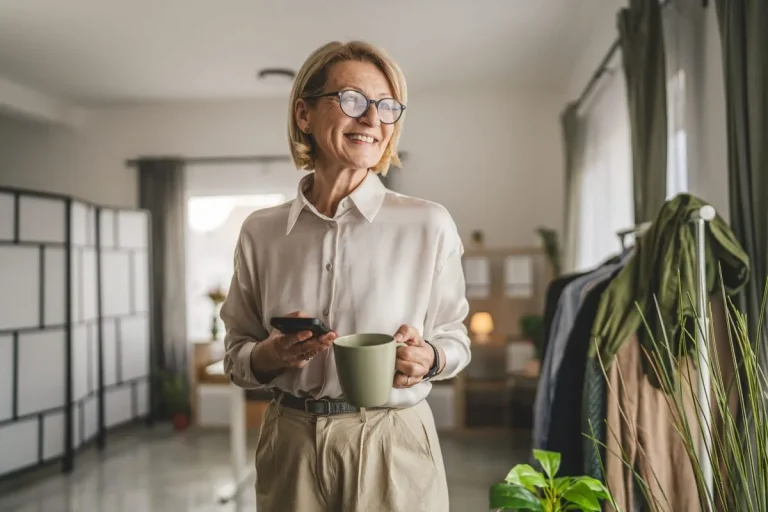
top-left (345, 133), bottom-right (377, 144)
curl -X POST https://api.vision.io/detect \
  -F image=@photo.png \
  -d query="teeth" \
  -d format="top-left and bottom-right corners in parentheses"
top-left (348, 134), bottom-right (374, 143)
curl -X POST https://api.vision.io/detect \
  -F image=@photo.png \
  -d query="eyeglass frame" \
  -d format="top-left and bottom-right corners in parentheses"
top-left (301, 90), bottom-right (406, 124)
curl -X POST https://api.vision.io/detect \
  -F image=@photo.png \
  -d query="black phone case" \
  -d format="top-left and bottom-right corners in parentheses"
top-left (269, 317), bottom-right (331, 336)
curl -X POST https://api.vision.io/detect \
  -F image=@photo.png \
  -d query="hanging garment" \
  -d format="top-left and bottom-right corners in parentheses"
top-left (598, 298), bottom-right (739, 512)
top-left (540, 272), bottom-right (588, 361)
top-left (545, 277), bottom-right (614, 475)
top-left (533, 252), bottom-right (632, 450)
top-left (590, 194), bottom-right (749, 389)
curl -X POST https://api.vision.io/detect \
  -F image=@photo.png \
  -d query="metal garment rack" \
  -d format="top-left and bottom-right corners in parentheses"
top-left (615, 204), bottom-right (716, 500)
top-left (692, 205), bottom-right (716, 500)
top-left (617, 221), bottom-right (652, 250)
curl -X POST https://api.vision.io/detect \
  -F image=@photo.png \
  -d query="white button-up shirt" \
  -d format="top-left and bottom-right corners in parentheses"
top-left (220, 170), bottom-right (471, 408)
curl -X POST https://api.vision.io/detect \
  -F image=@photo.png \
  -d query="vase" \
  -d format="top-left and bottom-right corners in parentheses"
top-left (211, 314), bottom-right (219, 341)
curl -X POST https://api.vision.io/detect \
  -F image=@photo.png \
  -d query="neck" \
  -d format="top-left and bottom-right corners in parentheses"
top-left (308, 164), bottom-right (368, 217)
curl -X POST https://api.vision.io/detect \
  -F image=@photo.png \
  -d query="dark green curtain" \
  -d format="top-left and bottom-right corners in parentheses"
top-left (618, 0), bottom-right (668, 224)
top-left (137, 158), bottom-right (190, 420)
top-left (716, 0), bottom-right (768, 356)
top-left (716, 3), bottom-right (768, 508)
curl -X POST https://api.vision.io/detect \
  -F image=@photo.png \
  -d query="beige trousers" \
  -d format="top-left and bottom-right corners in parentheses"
top-left (254, 396), bottom-right (449, 512)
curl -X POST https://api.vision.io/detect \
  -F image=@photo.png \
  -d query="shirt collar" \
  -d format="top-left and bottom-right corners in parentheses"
top-left (286, 170), bottom-right (387, 235)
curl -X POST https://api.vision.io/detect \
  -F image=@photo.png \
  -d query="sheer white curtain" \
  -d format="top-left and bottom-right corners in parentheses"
top-left (572, 62), bottom-right (634, 272)
top-left (664, 0), bottom-right (702, 199)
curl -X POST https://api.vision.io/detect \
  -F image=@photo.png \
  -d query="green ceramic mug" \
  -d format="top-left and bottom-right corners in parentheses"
top-left (333, 333), bottom-right (407, 408)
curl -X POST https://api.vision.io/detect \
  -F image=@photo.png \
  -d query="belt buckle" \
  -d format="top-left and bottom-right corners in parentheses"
top-left (306, 398), bottom-right (332, 416)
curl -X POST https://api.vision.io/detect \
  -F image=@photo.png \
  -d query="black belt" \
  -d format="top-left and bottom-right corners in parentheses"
top-left (277, 393), bottom-right (388, 416)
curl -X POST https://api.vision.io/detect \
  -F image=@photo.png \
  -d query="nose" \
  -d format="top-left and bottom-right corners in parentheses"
top-left (358, 101), bottom-right (380, 127)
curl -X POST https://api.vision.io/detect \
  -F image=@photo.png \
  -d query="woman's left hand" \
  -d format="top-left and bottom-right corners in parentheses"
top-left (393, 325), bottom-right (434, 388)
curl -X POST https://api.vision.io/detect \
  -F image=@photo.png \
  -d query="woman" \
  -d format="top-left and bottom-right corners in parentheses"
top-left (220, 40), bottom-right (471, 512)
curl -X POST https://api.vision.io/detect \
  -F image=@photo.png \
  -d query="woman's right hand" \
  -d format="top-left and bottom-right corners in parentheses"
top-left (251, 311), bottom-right (337, 377)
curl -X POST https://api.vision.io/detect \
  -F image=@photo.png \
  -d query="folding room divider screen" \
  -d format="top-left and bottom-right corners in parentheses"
top-left (0, 187), bottom-right (152, 480)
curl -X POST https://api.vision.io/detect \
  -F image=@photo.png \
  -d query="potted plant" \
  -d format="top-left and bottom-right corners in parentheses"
top-left (155, 369), bottom-right (191, 430)
top-left (206, 287), bottom-right (227, 341)
top-left (490, 449), bottom-right (615, 511)
top-left (535, 227), bottom-right (562, 277)
top-left (519, 314), bottom-right (545, 374)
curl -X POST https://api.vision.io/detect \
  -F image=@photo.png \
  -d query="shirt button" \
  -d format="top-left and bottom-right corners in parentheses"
top-left (329, 221), bottom-right (337, 228)
top-left (326, 263), bottom-right (333, 271)
top-left (341, 199), bottom-right (348, 208)
top-left (322, 308), bottom-right (330, 316)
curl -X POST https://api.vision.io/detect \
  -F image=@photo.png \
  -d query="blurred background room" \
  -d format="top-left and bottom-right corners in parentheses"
top-left (0, 0), bottom-right (766, 511)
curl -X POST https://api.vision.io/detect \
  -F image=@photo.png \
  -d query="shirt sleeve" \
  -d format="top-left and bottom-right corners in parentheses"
top-left (425, 242), bottom-right (472, 381)
top-left (219, 230), bottom-right (271, 389)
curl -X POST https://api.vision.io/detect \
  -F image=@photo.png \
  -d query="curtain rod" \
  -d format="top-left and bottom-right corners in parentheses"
top-left (574, 0), bottom-right (701, 110)
top-left (125, 151), bottom-right (409, 167)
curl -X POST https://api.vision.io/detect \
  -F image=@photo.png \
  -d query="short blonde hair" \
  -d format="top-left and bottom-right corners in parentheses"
top-left (288, 40), bottom-right (407, 176)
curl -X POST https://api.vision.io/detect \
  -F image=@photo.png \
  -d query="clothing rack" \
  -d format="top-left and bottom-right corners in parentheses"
top-left (616, 222), bottom-right (651, 250)
top-left (691, 204), bottom-right (716, 500)
top-left (616, 205), bottom-right (716, 499)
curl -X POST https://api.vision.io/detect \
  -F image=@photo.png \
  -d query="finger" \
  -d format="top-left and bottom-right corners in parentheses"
top-left (285, 310), bottom-right (310, 318)
top-left (393, 371), bottom-right (422, 388)
top-left (286, 332), bottom-right (337, 358)
top-left (281, 330), bottom-right (314, 347)
top-left (397, 345), bottom-right (431, 366)
top-left (395, 359), bottom-right (426, 377)
top-left (393, 324), bottom-right (419, 344)
top-left (288, 340), bottom-right (331, 359)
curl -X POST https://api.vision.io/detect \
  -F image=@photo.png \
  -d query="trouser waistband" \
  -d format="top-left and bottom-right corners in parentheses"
top-left (275, 391), bottom-right (389, 416)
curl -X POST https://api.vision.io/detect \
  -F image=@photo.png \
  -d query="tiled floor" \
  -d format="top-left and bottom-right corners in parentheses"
top-left (0, 424), bottom-right (530, 512)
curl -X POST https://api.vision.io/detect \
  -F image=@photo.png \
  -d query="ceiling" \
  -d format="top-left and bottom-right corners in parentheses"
top-left (0, 0), bottom-right (608, 105)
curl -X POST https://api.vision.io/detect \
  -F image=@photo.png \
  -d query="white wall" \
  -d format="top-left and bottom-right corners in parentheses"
top-left (564, 4), bottom-right (729, 221)
top-left (0, 87), bottom-right (564, 248)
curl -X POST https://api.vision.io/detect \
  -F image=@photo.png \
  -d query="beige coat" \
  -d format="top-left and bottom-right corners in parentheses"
top-left (603, 298), bottom-right (738, 512)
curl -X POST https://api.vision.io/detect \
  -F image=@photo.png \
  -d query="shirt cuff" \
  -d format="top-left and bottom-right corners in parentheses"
top-left (430, 338), bottom-right (468, 380)
top-left (228, 340), bottom-right (272, 388)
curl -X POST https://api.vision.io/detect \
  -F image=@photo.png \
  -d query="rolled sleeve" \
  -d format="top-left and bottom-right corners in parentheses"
top-left (220, 232), bottom-right (270, 389)
top-left (426, 245), bottom-right (471, 381)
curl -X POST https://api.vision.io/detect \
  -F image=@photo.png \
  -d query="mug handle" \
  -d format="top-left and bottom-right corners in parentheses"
top-left (395, 342), bottom-right (408, 349)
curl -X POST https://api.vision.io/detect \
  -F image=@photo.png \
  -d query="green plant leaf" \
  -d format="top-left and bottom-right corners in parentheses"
top-left (505, 464), bottom-right (547, 491)
top-left (553, 476), bottom-right (575, 494)
top-left (562, 481), bottom-right (601, 511)
top-left (489, 483), bottom-right (544, 511)
top-left (571, 476), bottom-right (611, 499)
top-left (532, 449), bottom-right (561, 479)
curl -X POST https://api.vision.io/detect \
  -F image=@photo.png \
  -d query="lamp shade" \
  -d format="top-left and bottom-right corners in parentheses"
top-left (470, 312), bottom-right (494, 341)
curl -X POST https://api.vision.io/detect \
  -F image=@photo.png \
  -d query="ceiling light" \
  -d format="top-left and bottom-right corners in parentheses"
top-left (257, 68), bottom-right (295, 86)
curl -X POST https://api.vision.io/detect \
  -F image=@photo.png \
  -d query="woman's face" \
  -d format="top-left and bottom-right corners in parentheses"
top-left (299, 60), bottom-right (396, 171)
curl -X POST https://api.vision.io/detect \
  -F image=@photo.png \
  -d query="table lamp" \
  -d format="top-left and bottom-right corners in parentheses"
top-left (470, 312), bottom-right (494, 343)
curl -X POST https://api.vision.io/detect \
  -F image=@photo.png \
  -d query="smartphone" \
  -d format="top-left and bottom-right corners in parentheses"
top-left (269, 316), bottom-right (332, 337)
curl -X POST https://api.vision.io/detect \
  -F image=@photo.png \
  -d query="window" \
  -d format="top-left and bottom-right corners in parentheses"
top-left (663, 1), bottom-right (697, 199)
top-left (666, 68), bottom-right (688, 198)
top-left (185, 194), bottom-right (285, 341)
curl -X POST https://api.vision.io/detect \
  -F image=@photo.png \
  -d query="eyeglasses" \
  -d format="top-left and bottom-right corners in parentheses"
top-left (304, 90), bottom-right (406, 124)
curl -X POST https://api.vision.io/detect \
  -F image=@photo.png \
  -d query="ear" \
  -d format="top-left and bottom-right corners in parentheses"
top-left (295, 98), bottom-right (312, 134)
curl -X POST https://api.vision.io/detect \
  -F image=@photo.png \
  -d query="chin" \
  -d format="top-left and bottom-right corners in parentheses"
top-left (342, 155), bottom-right (383, 171)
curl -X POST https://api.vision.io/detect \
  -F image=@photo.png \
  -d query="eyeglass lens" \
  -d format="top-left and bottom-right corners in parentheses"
top-left (338, 90), bottom-right (403, 124)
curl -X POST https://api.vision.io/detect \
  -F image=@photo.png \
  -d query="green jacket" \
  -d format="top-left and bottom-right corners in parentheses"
top-left (589, 194), bottom-right (750, 389)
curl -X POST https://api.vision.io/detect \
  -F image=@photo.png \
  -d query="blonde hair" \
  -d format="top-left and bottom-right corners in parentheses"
top-left (288, 40), bottom-right (407, 176)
